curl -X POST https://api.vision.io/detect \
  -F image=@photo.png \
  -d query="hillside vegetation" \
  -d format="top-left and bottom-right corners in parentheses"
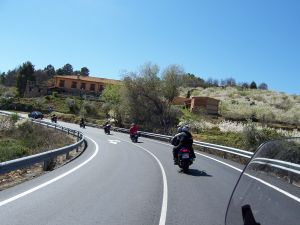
top-left (0, 115), bottom-right (74, 162)
top-left (181, 86), bottom-right (300, 128)
top-left (1, 62), bottom-right (299, 152)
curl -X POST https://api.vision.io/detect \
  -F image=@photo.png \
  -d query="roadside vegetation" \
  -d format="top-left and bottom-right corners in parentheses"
top-left (0, 115), bottom-right (74, 162)
top-left (183, 86), bottom-right (300, 128)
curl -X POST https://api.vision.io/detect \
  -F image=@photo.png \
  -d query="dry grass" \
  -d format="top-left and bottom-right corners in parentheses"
top-left (0, 118), bottom-right (74, 162)
top-left (180, 86), bottom-right (300, 127)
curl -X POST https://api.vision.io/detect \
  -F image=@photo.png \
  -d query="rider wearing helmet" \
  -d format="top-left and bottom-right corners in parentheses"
top-left (172, 125), bottom-right (195, 164)
top-left (129, 123), bottom-right (138, 138)
top-left (171, 125), bottom-right (183, 146)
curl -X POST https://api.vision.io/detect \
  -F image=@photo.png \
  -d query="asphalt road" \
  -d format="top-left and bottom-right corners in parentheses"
top-left (0, 121), bottom-right (244, 225)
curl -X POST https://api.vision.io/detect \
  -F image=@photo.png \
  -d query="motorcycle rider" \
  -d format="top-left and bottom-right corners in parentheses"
top-left (103, 121), bottom-right (111, 134)
top-left (129, 123), bottom-right (138, 139)
top-left (172, 125), bottom-right (195, 165)
top-left (171, 125), bottom-right (183, 146)
top-left (51, 114), bottom-right (57, 123)
top-left (80, 117), bottom-right (85, 127)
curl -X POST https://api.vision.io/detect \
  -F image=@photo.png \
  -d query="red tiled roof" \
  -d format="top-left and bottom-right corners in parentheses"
top-left (54, 75), bottom-right (121, 85)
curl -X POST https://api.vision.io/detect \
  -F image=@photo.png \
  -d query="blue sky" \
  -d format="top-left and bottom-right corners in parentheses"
top-left (0, 0), bottom-right (299, 94)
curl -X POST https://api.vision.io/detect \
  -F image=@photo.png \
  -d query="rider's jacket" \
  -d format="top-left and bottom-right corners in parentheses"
top-left (172, 131), bottom-right (193, 150)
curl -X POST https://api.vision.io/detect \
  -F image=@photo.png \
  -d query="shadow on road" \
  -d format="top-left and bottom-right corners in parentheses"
top-left (187, 169), bottom-right (213, 177)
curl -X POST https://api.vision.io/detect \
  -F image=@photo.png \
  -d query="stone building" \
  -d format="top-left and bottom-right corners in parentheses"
top-left (173, 96), bottom-right (220, 115)
top-left (53, 75), bottom-right (121, 96)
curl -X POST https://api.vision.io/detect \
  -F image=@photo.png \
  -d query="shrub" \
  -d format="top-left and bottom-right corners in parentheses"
top-left (10, 113), bottom-right (19, 123)
top-left (82, 100), bottom-right (97, 115)
top-left (65, 98), bottom-right (77, 113)
top-left (0, 139), bottom-right (30, 162)
top-left (242, 122), bottom-right (283, 151)
top-left (33, 97), bottom-right (46, 110)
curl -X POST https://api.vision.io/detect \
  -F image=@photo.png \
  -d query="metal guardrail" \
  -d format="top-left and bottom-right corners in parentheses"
top-left (87, 122), bottom-right (254, 159)
top-left (0, 112), bottom-right (84, 174)
top-left (251, 157), bottom-right (300, 175)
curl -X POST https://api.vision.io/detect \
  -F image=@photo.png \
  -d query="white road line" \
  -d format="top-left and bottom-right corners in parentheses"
top-left (117, 137), bottom-right (168, 225)
top-left (143, 137), bottom-right (300, 203)
top-left (195, 152), bottom-right (243, 172)
top-left (0, 136), bottom-right (99, 207)
top-left (244, 173), bottom-right (300, 203)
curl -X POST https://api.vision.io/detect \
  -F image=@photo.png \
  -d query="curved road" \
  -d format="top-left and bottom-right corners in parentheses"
top-left (0, 121), bottom-right (244, 225)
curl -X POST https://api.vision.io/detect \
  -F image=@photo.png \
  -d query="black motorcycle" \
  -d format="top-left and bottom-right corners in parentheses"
top-left (130, 133), bottom-right (139, 143)
top-left (51, 116), bottom-right (57, 123)
top-left (177, 148), bottom-right (194, 173)
top-left (80, 121), bottom-right (85, 128)
top-left (104, 124), bottom-right (111, 135)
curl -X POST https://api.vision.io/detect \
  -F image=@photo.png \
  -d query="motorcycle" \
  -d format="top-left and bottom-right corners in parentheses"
top-left (104, 124), bottom-right (111, 135)
top-left (51, 116), bottom-right (57, 123)
top-left (177, 148), bottom-right (194, 173)
top-left (130, 133), bottom-right (139, 143)
top-left (80, 121), bottom-right (85, 128)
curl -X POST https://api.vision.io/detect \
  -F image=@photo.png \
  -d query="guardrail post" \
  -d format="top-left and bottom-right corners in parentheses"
top-left (66, 151), bottom-right (70, 160)
top-left (43, 158), bottom-right (56, 171)
top-left (223, 152), bottom-right (228, 159)
top-left (288, 172), bottom-right (294, 184)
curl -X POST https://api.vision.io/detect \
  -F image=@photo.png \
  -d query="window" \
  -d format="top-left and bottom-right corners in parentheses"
top-left (90, 84), bottom-right (95, 91)
top-left (59, 80), bottom-right (65, 87)
top-left (80, 83), bottom-right (86, 90)
top-left (71, 81), bottom-right (77, 88)
top-left (99, 85), bottom-right (104, 91)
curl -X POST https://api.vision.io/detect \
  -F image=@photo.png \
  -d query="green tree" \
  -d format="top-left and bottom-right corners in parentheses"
top-left (56, 68), bottom-right (64, 75)
top-left (44, 64), bottom-right (55, 77)
top-left (5, 69), bottom-right (18, 86)
top-left (242, 82), bottom-right (249, 89)
top-left (161, 65), bottom-right (183, 102)
top-left (250, 81), bottom-right (257, 89)
top-left (80, 67), bottom-right (89, 76)
top-left (101, 84), bottom-right (123, 125)
top-left (16, 61), bottom-right (35, 96)
top-left (181, 73), bottom-right (205, 87)
top-left (0, 72), bottom-right (6, 84)
top-left (258, 82), bottom-right (268, 90)
top-left (123, 63), bottom-right (180, 131)
top-left (62, 63), bottom-right (73, 75)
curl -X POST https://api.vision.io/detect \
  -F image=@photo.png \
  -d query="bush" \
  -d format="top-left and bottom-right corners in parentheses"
top-left (10, 113), bottom-right (19, 123)
top-left (0, 139), bottom-right (30, 162)
top-left (82, 100), bottom-right (97, 115)
top-left (65, 98), bottom-right (78, 113)
top-left (242, 122), bottom-right (283, 151)
top-left (33, 98), bottom-right (46, 110)
top-left (16, 121), bottom-right (74, 154)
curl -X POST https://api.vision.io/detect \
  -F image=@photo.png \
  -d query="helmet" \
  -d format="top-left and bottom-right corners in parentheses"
top-left (177, 126), bottom-right (182, 133)
top-left (182, 125), bottom-right (190, 132)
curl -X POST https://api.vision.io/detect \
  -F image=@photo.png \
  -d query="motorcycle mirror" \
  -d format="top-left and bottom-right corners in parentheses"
top-left (225, 138), bottom-right (300, 225)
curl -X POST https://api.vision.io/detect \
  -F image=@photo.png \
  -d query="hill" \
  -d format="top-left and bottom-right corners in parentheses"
top-left (180, 86), bottom-right (300, 128)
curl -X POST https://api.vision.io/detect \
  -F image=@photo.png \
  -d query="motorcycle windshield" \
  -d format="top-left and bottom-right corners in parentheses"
top-left (225, 138), bottom-right (300, 225)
